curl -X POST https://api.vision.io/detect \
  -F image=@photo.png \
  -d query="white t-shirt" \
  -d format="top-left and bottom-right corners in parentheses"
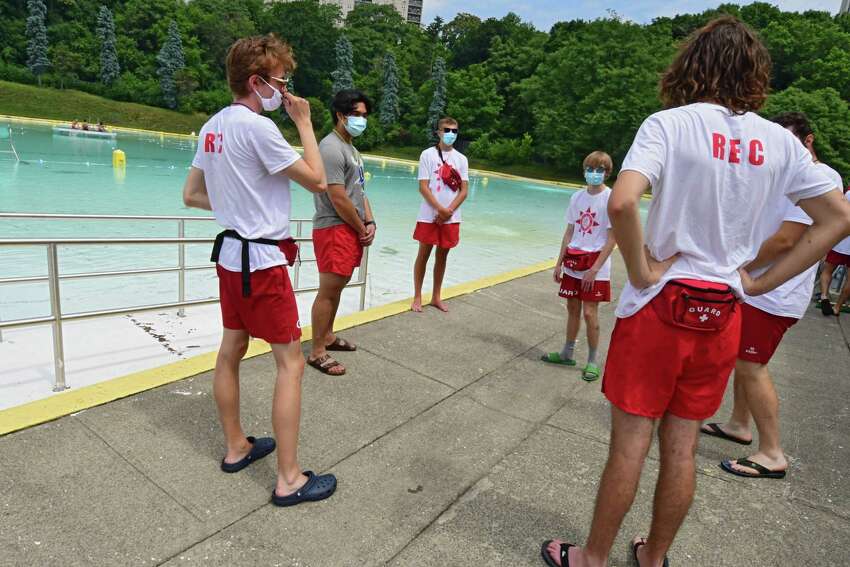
top-left (616, 102), bottom-right (836, 318)
top-left (417, 146), bottom-right (469, 224)
top-left (192, 105), bottom-right (301, 273)
top-left (818, 163), bottom-right (850, 255)
top-left (562, 187), bottom-right (613, 281)
top-left (745, 197), bottom-right (815, 319)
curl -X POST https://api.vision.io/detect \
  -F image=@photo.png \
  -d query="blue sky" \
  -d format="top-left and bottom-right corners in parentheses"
top-left (422, 1), bottom-right (843, 30)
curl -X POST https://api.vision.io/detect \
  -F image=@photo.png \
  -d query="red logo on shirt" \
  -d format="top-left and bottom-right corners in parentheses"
top-left (576, 207), bottom-right (600, 235)
top-left (204, 133), bottom-right (223, 154)
top-left (711, 133), bottom-right (764, 166)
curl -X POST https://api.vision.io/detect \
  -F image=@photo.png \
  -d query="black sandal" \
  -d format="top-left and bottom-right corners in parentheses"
top-left (700, 423), bottom-right (752, 446)
top-left (307, 354), bottom-right (346, 376)
top-left (632, 538), bottom-right (669, 567)
top-left (720, 458), bottom-right (787, 479)
top-left (540, 540), bottom-right (573, 567)
top-left (326, 337), bottom-right (357, 351)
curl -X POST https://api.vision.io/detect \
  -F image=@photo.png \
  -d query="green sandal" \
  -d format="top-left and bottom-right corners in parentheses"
top-left (582, 363), bottom-right (600, 382)
top-left (541, 352), bottom-right (576, 366)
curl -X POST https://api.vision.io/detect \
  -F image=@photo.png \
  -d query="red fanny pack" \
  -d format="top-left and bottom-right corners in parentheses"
top-left (278, 238), bottom-right (300, 266)
top-left (437, 147), bottom-right (462, 192)
top-left (563, 249), bottom-right (601, 272)
top-left (651, 279), bottom-right (737, 332)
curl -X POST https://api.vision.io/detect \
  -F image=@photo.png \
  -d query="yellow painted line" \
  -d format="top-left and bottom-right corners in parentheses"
top-left (0, 258), bottom-right (555, 436)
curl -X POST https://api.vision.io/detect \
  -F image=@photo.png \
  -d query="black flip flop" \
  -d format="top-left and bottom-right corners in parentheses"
top-left (540, 540), bottom-right (573, 567)
top-left (700, 423), bottom-right (752, 446)
top-left (632, 538), bottom-right (669, 567)
top-left (271, 471), bottom-right (337, 507)
top-left (720, 458), bottom-right (787, 479)
top-left (308, 354), bottom-right (346, 376)
top-left (220, 436), bottom-right (276, 473)
top-left (820, 298), bottom-right (835, 316)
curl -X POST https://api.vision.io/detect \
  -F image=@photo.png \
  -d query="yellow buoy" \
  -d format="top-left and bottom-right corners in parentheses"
top-left (410, 165), bottom-right (416, 174)
top-left (482, 177), bottom-right (489, 186)
top-left (112, 149), bottom-right (126, 168)
top-left (364, 171), bottom-right (372, 181)
top-left (381, 160), bottom-right (387, 169)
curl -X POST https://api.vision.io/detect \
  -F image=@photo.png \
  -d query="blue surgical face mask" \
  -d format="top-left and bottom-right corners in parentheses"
top-left (345, 116), bottom-right (368, 138)
top-left (442, 132), bottom-right (457, 146)
top-left (585, 171), bottom-right (605, 186)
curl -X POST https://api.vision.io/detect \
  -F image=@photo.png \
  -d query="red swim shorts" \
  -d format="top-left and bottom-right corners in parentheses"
top-left (217, 264), bottom-right (302, 344)
top-left (558, 273), bottom-right (611, 302)
top-left (313, 224), bottom-right (364, 277)
top-left (826, 250), bottom-right (850, 267)
top-left (738, 303), bottom-right (797, 365)
top-left (602, 288), bottom-right (742, 421)
top-left (413, 221), bottom-right (460, 249)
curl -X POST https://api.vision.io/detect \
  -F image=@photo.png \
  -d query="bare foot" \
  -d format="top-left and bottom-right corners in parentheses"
top-left (274, 472), bottom-right (310, 498)
top-left (545, 540), bottom-right (594, 567)
top-left (223, 438), bottom-right (253, 464)
top-left (411, 297), bottom-right (423, 312)
top-left (728, 451), bottom-right (787, 475)
top-left (632, 536), bottom-right (666, 567)
top-left (430, 298), bottom-right (449, 312)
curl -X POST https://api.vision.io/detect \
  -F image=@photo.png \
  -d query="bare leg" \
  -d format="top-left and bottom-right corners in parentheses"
top-left (430, 247), bottom-right (450, 312)
top-left (582, 301), bottom-right (600, 352)
top-left (566, 298), bottom-right (582, 343)
top-left (702, 360), bottom-right (753, 443)
top-left (637, 413), bottom-right (701, 567)
top-left (726, 360), bottom-right (788, 474)
top-left (412, 242), bottom-right (433, 312)
top-left (310, 272), bottom-right (350, 361)
top-left (835, 275), bottom-right (850, 315)
top-left (270, 341), bottom-right (310, 497)
top-left (820, 262), bottom-right (836, 299)
top-left (324, 273), bottom-right (352, 345)
top-left (546, 405), bottom-right (654, 567)
top-left (215, 328), bottom-right (253, 463)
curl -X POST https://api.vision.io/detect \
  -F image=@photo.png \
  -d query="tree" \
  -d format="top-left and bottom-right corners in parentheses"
top-left (157, 20), bottom-right (185, 109)
top-left (331, 36), bottom-right (354, 94)
top-left (446, 64), bottom-right (503, 139)
top-left (96, 5), bottom-right (120, 85)
top-left (379, 53), bottom-right (400, 127)
top-left (426, 57), bottom-right (447, 142)
top-left (25, 0), bottom-right (50, 85)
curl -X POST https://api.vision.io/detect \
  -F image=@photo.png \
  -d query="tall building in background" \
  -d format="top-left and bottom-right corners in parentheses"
top-left (841, 0), bottom-right (849, 14)
top-left (289, 0), bottom-right (423, 25)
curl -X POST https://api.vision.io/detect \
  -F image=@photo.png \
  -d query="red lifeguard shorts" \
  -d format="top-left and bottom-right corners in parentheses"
top-left (826, 250), bottom-right (850, 267)
top-left (217, 264), bottom-right (302, 344)
top-left (602, 286), bottom-right (742, 420)
top-left (313, 224), bottom-right (364, 277)
top-left (737, 303), bottom-right (797, 365)
top-left (413, 221), bottom-right (460, 249)
top-left (559, 274), bottom-right (611, 302)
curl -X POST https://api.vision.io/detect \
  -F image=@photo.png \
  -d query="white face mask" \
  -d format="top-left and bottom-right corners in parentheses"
top-left (254, 77), bottom-right (282, 112)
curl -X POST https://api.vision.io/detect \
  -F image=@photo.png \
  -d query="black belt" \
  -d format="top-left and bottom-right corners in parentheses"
top-left (211, 230), bottom-right (282, 297)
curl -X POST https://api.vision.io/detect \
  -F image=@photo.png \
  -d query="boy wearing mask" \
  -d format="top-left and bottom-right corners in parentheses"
top-left (411, 117), bottom-right (469, 313)
top-left (542, 152), bottom-right (617, 382)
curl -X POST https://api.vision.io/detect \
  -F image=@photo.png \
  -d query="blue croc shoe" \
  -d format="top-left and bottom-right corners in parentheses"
top-left (220, 436), bottom-right (276, 473)
top-left (271, 471), bottom-right (337, 507)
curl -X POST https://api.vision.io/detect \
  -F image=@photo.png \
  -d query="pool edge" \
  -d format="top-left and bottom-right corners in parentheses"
top-left (0, 258), bottom-right (555, 436)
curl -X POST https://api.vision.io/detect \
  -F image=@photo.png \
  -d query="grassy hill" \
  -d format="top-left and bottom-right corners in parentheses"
top-left (0, 80), bottom-right (208, 134)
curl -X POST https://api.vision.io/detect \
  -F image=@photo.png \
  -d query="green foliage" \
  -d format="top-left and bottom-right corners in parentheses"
top-left (379, 53), bottom-right (400, 127)
top-left (97, 6), bottom-right (120, 85)
top-left (331, 36), bottom-right (354, 94)
top-left (25, 0), bottom-right (50, 81)
top-left (157, 20), bottom-right (185, 109)
top-left (426, 57), bottom-right (447, 143)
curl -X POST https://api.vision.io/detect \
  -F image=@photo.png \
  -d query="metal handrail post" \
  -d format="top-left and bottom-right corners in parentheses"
top-left (359, 245), bottom-right (369, 311)
top-left (177, 220), bottom-right (186, 317)
top-left (46, 244), bottom-right (67, 391)
top-left (293, 220), bottom-right (302, 289)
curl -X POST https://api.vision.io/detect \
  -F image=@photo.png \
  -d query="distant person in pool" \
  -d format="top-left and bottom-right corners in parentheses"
top-left (541, 16), bottom-right (850, 567)
top-left (182, 33), bottom-right (338, 507)
top-left (308, 89), bottom-right (375, 377)
top-left (411, 117), bottom-right (469, 313)
top-left (541, 151), bottom-right (617, 382)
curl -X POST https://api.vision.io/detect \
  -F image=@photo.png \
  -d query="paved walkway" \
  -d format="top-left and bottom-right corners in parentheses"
top-left (2, 264), bottom-right (849, 566)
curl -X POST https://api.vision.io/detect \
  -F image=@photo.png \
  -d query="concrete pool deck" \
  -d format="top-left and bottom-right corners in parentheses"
top-left (2, 255), bottom-right (849, 566)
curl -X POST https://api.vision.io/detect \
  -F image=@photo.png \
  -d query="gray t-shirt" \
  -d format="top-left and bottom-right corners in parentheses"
top-left (314, 131), bottom-right (366, 229)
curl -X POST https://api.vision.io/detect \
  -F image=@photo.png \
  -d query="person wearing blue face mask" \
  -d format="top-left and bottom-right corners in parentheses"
top-left (309, 89), bottom-right (376, 376)
top-left (542, 151), bottom-right (617, 383)
top-left (412, 117), bottom-right (470, 313)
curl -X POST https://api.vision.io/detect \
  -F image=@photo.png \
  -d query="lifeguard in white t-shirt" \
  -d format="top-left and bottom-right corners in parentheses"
top-left (182, 34), bottom-right (338, 508)
top-left (541, 151), bottom-right (617, 382)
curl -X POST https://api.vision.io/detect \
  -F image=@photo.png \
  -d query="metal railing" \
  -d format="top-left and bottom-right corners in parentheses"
top-left (0, 213), bottom-right (369, 391)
